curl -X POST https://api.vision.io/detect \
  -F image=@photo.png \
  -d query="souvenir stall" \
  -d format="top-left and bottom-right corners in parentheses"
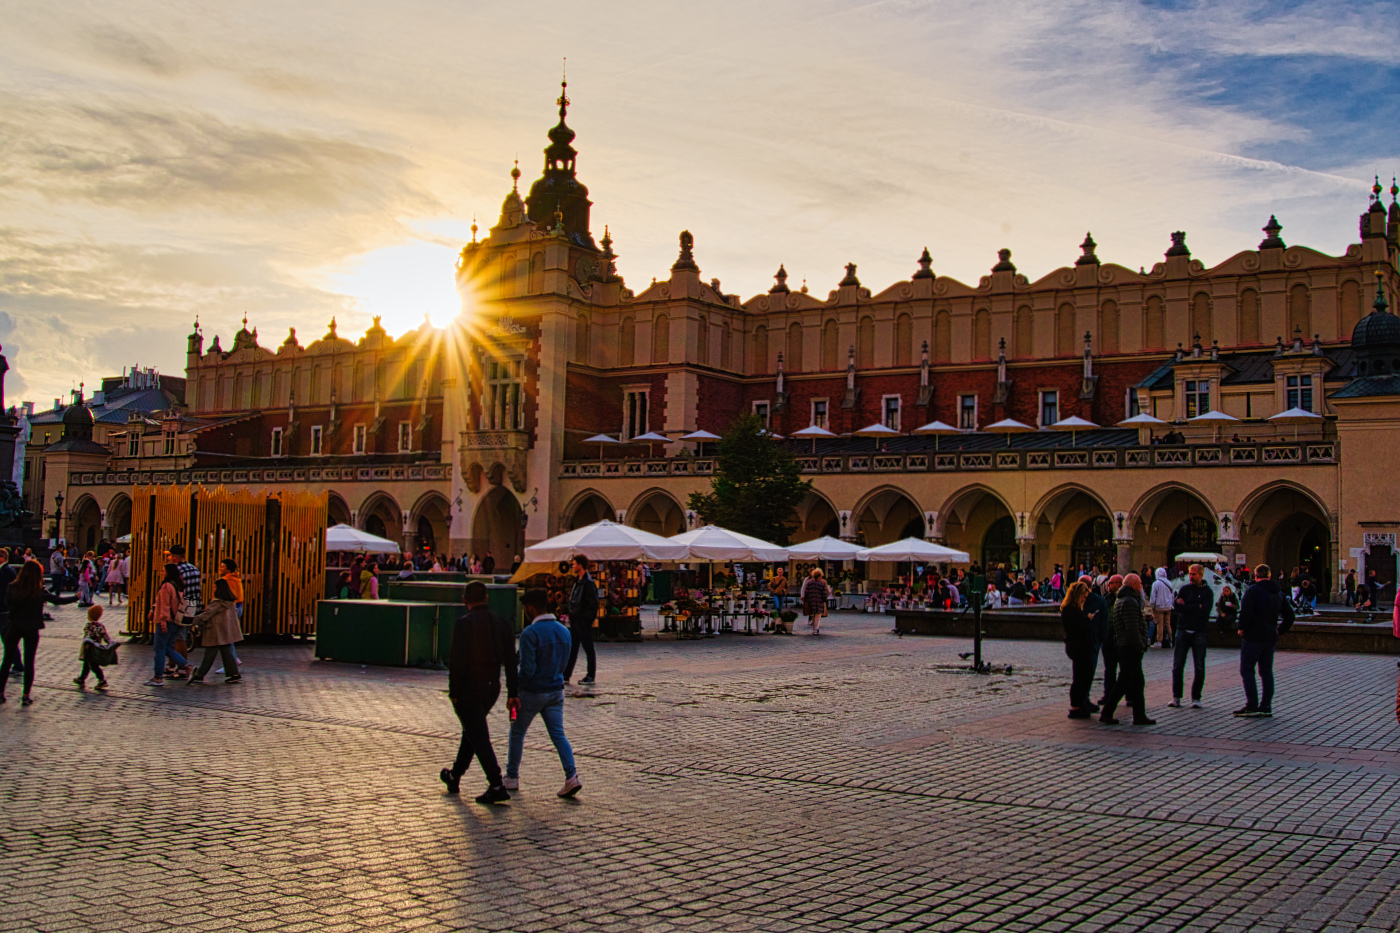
top-left (856, 538), bottom-right (972, 612)
top-left (662, 526), bottom-right (789, 636)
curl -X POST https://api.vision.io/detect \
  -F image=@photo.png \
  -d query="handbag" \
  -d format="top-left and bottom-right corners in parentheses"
top-left (84, 640), bottom-right (119, 667)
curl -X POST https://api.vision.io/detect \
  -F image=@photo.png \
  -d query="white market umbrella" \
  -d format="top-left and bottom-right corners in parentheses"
top-left (1051, 415), bottom-right (1099, 447)
top-left (912, 419), bottom-right (959, 452)
top-left (583, 433), bottom-right (621, 460)
top-left (630, 431), bottom-right (671, 457)
top-left (327, 523), bottom-right (400, 554)
top-left (855, 422), bottom-right (900, 451)
top-left (1176, 551), bottom-right (1230, 564)
top-left (116, 533), bottom-right (132, 544)
top-left (668, 525), bottom-right (789, 562)
top-left (791, 424), bottom-right (838, 453)
top-left (1188, 409), bottom-right (1240, 441)
top-left (1268, 406), bottom-right (1323, 441)
top-left (857, 537), bottom-right (971, 564)
top-left (786, 536), bottom-right (863, 561)
top-left (759, 430), bottom-right (785, 440)
top-left (1117, 413), bottom-right (1168, 427)
top-left (984, 417), bottom-right (1034, 448)
top-left (679, 429), bottom-right (721, 441)
top-left (524, 520), bottom-right (688, 563)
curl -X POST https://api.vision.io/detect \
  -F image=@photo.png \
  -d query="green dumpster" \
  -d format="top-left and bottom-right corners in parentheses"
top-left (315, 600), bottom-right (439, 666)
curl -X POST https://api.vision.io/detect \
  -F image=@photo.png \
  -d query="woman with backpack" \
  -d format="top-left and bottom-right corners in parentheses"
top-left (800, 568), bottom-right (831, 636)
top-left (145, 562), bottom-right (192, 687)
top-left (2, 559), bottom-right (80, 705)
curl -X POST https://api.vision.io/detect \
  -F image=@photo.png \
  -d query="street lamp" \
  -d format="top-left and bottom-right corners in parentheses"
top-left (53, 490), bottom-right (64, 541)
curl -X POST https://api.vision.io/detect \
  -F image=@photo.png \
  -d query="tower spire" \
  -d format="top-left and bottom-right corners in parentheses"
top-left (557, 60), bottom-right (569, 120)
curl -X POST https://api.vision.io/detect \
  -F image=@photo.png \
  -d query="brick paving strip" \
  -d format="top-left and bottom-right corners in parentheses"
top-left (4, 604), bottom-right (1400, 932)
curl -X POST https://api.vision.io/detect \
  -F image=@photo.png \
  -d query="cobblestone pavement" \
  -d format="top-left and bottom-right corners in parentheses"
top-left (4, 601), bottom-right (1400, 932)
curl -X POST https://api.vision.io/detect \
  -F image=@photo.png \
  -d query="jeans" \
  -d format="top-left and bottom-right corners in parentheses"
top-left (506, 689), bottom-right (576, 779)
top-left (1102, 649), bottom-right (1147, 720)
top-left (451, 685), bottom-right (502, 786)
top-left (1240, 640), bottom-right (1275, 711)
top-left (0, 631), bottom-right (38, 699)
top-left (771, 594), bottom-right (786, 611)
top-left (565, 620), bottom-right (595, 681)
top-left (1099, 638), bottom-right (1119, 702)
top-left (195, 644), bottom-right (240, 681)
top-left (1171, 631), bottom-right (1209, 701)
top-left (153, 625), bottom-right (188, 678)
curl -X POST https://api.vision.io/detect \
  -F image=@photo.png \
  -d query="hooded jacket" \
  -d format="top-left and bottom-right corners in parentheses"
top-left (1149, 569), bottom-right (1175, 611)
top-left (1238, 578), bottom-right (1294, 644)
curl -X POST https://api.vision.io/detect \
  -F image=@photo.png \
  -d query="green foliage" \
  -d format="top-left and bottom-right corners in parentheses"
top-left (686, 414), bottom-right (812, 545)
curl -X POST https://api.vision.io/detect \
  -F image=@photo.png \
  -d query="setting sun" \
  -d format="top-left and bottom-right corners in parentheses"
top-left (327, 238), bottom-right (465, 334)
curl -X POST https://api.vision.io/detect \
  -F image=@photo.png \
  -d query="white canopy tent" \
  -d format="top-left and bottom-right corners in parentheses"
top-left (667, 525), bottom-right (789, 562)
top-left (326, 524), bottom-right (400, 554)
top-left (523, 520), bottom-right (689, 563)
top-left (785, 536), bottom-right (863, 561)
top-left (857, 538), bottom-right (972, 564)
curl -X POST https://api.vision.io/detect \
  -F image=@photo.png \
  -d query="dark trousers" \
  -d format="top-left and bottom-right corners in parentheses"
top-left (195, 644), bottom-right (240, 681)
top-left (79, 658), bottom-right (105, 682)
top-left (0, 631), bottom-right (39, 699)
top-left (1102, 648), bottom-right (1146, 720)
top-left (1099, 638), bottom-right (1119, 703)
top-left (450, 685), bottom-right (502, 785)
top-left (1240, 640), bottom-right (1275, 711)
top-left (1171, 631), bottom-right (1209, 701)
top-left (565, 619), bottom-right (596, 680)
top-left (1068, 647), bottom-right (1095, 709)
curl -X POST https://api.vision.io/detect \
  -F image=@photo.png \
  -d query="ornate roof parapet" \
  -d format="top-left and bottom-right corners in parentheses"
top-left (1258, 215), bottom-right (1286, 250)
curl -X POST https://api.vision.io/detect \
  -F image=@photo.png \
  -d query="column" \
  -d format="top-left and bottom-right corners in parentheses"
top-left (1017, 537), bottom-right (1035, 574)
top-left (1115, 540), bottom-right (1132, 575)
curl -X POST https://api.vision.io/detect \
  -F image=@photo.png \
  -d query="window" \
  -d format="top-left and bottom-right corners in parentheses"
top-left (485, 358), bottom-right (524, 430)
top-left (882, 395), bottom-right (901, 431)
top-left (270, 428), bottom-right (283, 457)
top-left (752, 400), bottom-right (770, 428)
top-left (310, 425), bottom-right (323, 456)
top-left (623, 389), bottom-right (649, 440)
top-left (1286, 374), bottom-right (1314, 412)
top-left (1127, 388), bottom-right (1141, 419)
top-left (162, 433), bottom-right (175, 457)
top-left (127, 433), bottom-right (139, 457)
top-left (1185, 379), bottom-right (1210, 419)
top-left (353, 424), bottom-right (367, 454)
top-left (398, 421), bottom-right (412, 452)
top-left (1039, 390), bottom-right (1059, 427)
top-left (811, 399), bottom-right (829, 429)
top-left (959, 394), bottom-right (978, 430)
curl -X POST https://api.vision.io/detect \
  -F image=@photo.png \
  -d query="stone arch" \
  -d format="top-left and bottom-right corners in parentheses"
top-left (1099, 300), bottom-right (1119, 354)
top-left (358, 492), bottom-right (403, 544)
top-left (1238, 288), bottom-right (1261, 345)
top-left (821, 319), bottom-right (839, 370)
top-left (470, 486), bottom-right (523, 565)
top-left (753, 325), bottom-right (769, 374)
top-left (327, 492), bottom-right (352, 527)
top-left (937, 484), bottom-right (1018, 569)
top-left (1129, 483), bottom-right (1217, 570)
top-left (1288, 283), bottom-right (1311, 339)
top-left (857, 316), bottom-right (875, 369)
top-left (894, 313), bottom-right (913, 366)
top-left (627, 488), bottom-right (686, 537)
top-left (1144, 295), bottom-right (1166, 349)
top-left (563, 490), bottom-right (616, 531)
top-left (410, 491), bottom-right (452, 558)
top-left (852, 488), bottom-right (924, 573)
top-left (793, 490), bottom-right (840, 543)
top-left (1340, 279), bottom-right (1363, 336)
top-left (652, 313), bottom-right (670, 362)
top-left (787, 321), bottom-right (803, 372)
top-left (973, 309), bottom-right (991, 359)
top-left (1191, 291), bottom-right (1213, 345)
top-left (1237, 482), bottom-right (1333, 593)
top-left (620, 316), bottom-right (636, 367)
top-left (1056, 303), bottom-right (1076, 357)
top-left (1030, 484), bottom-right (1116, 576)
top-left (934, 309), bottom-right (951, 362)
top-left (69, 493), bottom-right (103, 553)
top-left (1013, 305), bottom-right (1033, 359)
top-left (105, 492), bottom-right (133, 539)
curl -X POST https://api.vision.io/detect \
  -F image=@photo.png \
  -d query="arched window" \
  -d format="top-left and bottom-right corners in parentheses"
top-left (1071, 516), bottom-right (1115, 571)
top-left (1056, 303), bottom-right (1076, 357)
top-left (973, 309), bottom-right (991, 359)
top-left (574, 313), bottom-right (590, 363)
top-left (250, 372), bottom-right (263, 409)
top-left (1289, 283), bottom-right (1311, 339)
top-left (1340, 279), bottom-right (1363, 336)
top-left (1168, 516), bottom-right (1218, 562)
top-left (894, 313), bottom-right (912, 365)
top-left (529, 252), bottom-right (545, 293)
top-left (499, 255), bottom-right (515, 298)
top-left (934, 310), bottom-right (951, 362)
top-left (1099, 300), bottom-right (1119, 354)
top-left (1238, 289), bottom-right (1260, 345)
top-left (720, 322), bottom-right (732, 370)
top-left (857, 316), bottom-right (875, 369)
top-left (1144, 296), bottom-right (1166, 349)
top-left (753, 325), bottom-right (769, 374)
top-left (787, 322), bottom-right (803, 372)
top-left (982, 515), bottom-right (1018, 569)
top-left (1014, 305), bottom-right (1033, 359)
top-left (620, 317), bottom-right (635, 367)
top-left (652, 313), bottom-right (670, 362)
top-left (236, 373), bottom-right (250, 409)
top-left (821, 319), bottom-right (839, 370)
top-left (697, 315), bottom-right (710, 366)
top-left (1191, 292), bottom-right (1212, 345)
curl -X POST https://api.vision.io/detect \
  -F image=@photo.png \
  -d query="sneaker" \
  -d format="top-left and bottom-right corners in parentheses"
top-left (143, 678), bottom-right (165, 687)
top-left (502, 777), bottom-right (519, 791)
top-left (1191, 700), bottom-right (1203, 709)
top-left (1257, 709), bottom-right (1273, 718)
top-left (187, 677), bottom-right (205, 686)
top-left (439, 768), bottom-right (460, 795)
top-left (1132, 717), bottom-right (1157, 726)
top-left (1167, 699), bottom-right (1181, 708)
top-left (475, 785), bottom-right (511, 805)
top-left (73, 677), bottom-right (86, 689)
top-left (579, 676), bottom-right (595, 686)
top-left (224, 675), bottom-right (242, 685)
top-left (1233, 706), bottom-right (1260, 717)
top-left (1067, 709), bottom-right (1092, 719)
top-left (557, 774), bottom-right (583, 798)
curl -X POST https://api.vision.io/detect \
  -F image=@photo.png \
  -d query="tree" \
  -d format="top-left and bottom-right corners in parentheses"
top-left (686, 414), bottom-right (812, 545)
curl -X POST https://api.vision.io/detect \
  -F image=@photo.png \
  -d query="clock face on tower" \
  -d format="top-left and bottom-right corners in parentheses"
top-left (575, 257), bottom-right (597, 282)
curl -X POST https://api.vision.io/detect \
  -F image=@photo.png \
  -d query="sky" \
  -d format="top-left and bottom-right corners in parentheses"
top-left (2, 0), bottom-right (1398, 406)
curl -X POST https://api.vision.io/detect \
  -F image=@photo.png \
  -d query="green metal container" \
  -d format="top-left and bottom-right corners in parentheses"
top-left (315, 599), bottom-right (440, 667)
top-left (650, 569), bottom-right (673, 603)
top-left (385, 580), bottom-right (468, 604)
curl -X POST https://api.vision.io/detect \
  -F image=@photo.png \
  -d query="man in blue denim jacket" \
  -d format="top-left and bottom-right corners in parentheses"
top-left (504, 588), bottom-right (582, 798)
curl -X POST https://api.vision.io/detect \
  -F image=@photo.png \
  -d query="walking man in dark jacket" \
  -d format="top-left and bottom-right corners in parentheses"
top-left (1100, 573), bottom-right (1155, 726)
top-left (564, 554), bottom-right (598, 685)
top-left (1170, 563), bottom-right (1215, 709)
top-left (440, 581), bottom-right (518, 804)
top-left (1235, 564), bottom-right (1293, 718)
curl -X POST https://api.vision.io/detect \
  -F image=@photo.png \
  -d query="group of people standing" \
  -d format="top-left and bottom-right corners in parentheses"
top-left (1062, 562), bottom-right (1295, 724)
top-left (145, 547), bottom-right (244, 687)
top-left (440, 557), bottom-right (602, 804)
top-left (45, 545), bottom-right (130, 607)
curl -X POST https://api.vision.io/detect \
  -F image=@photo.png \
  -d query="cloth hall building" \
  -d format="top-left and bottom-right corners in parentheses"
top-left (52, 86), bottom-right (1400, 599)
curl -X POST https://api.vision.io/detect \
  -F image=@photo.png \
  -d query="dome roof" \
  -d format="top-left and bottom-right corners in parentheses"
top-left (1354, 311), bottom-right (1400, 349)
top-left (62, 403), bottom-right (94, 426)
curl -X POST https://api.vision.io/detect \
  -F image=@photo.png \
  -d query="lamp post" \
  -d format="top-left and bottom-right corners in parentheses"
top-left (53, 490), bottom-right (64, 542)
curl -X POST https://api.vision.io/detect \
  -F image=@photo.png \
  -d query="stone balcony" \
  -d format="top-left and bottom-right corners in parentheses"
top-left (461, 429), bottom-right (530, 492)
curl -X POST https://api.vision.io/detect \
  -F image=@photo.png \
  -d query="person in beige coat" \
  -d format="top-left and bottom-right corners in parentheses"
top-left (188, 579), bottom-right (243, 684)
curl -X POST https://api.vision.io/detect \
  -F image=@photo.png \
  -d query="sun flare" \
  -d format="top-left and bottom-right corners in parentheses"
top-left (328, 239), bottom-right (465, 334)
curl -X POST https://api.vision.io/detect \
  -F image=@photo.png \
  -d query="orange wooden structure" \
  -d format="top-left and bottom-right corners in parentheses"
top-left (126, 485), bottom-right (327, 637)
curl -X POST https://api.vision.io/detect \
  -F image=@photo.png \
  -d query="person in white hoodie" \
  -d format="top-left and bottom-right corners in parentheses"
top-left (1149, 568), bottom-right (1176, 648)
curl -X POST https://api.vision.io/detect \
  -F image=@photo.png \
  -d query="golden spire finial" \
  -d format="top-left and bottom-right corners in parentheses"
top-left (557, 58), bottom-right (569, 118)
top-left (510, 158), bottom-right (520, 192)
top-left (470, 214), bottom-right (478, 243)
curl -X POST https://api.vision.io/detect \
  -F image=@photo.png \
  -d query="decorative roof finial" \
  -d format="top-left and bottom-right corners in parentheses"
top-left (241, 314), bottom-right (248, 330)
top-left (839, 262), bottom-right (860, 287)
top-left (557, 60), bottom-right (569, 120)
top-left (1166, 231), bottom-right (1191, 257)
top-left (1076, 232), bottom-right (1099, 265)
top-left (770, 264), bottom-right (790, 293)
top-left (1392, 176), bottom-right (1398, 202)
top-left (1374, 175), bottom-right (1384, 202)
top-left (671, 230), bottom-right (698, 273)
top-left (1259, 215), bottom-right (1285, 250)
top-left (1375, 269), bottom-right (1390, 315)
top-left (510, 159), bottom-right (520, 193)
top-left (470, 214), bottom-right (478, 243)
top-left (991, 248), bottom-right (1015, 272)
top-left (600, 225), bottom-right (612, 253)
top-left (913, 247), bottom-right (934, 279)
